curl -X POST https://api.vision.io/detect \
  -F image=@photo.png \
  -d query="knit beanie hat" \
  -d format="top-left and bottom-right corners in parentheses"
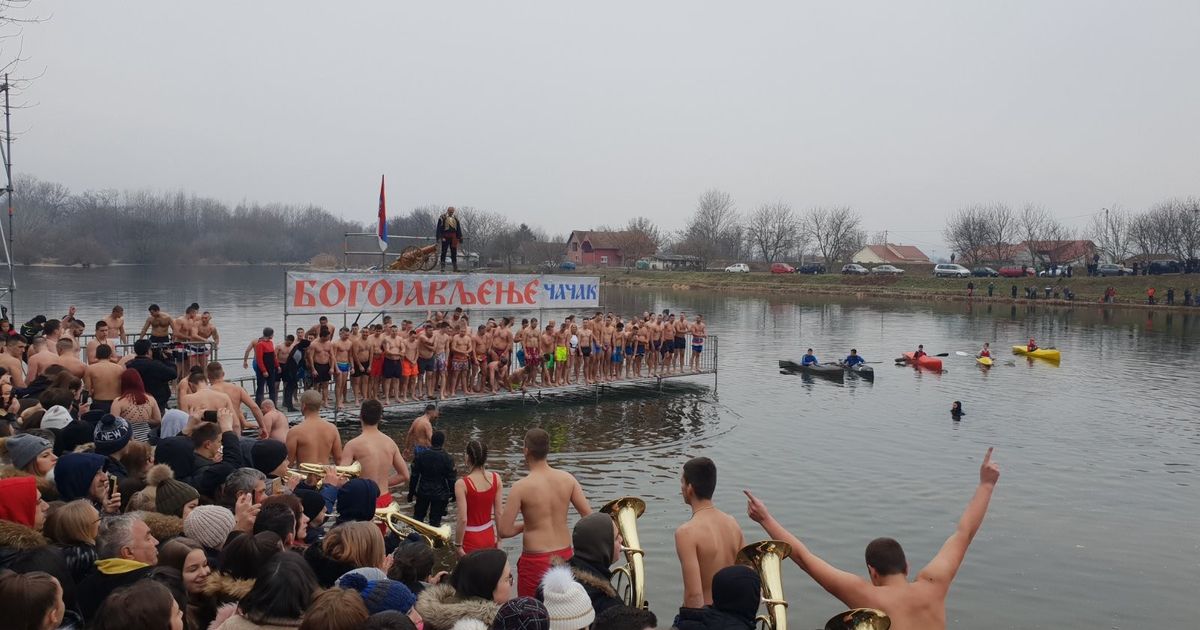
top-left (147, 463), bottom-right (199, 517)
top-left (183, 504), bottom-right (235, 549)
top-left (6, 433), bottom-right (52, 471)
top-left (41, 405), bottom-right (73, 431)
top-left (492, 597), bottom-right (550, 630)
top-left (712, 564), bottom-right (762, 623)
top-left (572, 513), bottom-right (615, 568)
top-left (250, 439), bottom-right (289, 476)
top-left (93, 414), bottom-right (132, 456)
top-left (338, 572), bottom-right (417, 615)
top-left (53, 452), bottom-right (107, 501)
top-left (295, 489), bottom-right (326, 521)
top-left (539, 566), bottom-right (594, 630)
top-left (336, 478), bottom-right (380, 522)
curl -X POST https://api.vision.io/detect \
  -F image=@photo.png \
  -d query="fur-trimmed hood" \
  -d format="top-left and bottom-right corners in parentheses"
top-left (141, 511), bottom-right (183, 543)
top-left (553, 555), bottom-right (616, 597)
top-left (0, 517), bottom-right (47, 549)
top-left (415, 583), bottom-right (501, 630)
top-left (203, 570), bottom-right (256, 603)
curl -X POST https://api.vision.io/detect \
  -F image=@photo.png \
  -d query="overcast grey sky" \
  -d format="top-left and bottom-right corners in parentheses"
top-left (9, 1), bottom-right (1199, 256)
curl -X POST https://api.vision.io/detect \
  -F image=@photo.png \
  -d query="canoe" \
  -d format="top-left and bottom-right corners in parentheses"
top-left (976, 356), bottom-right (993, 367)
top-left (901, 352), bottom-right (942, 371)
top-left (1011, 346), bottom-right (1061, 361)
top-left (841, 363), bottom-right (875, 381)
top-left (778, 360), bottom-right (846, 382)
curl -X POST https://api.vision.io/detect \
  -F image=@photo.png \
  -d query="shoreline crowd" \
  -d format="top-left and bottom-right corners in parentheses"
top-left (0, 302), bottom-right (999, 630)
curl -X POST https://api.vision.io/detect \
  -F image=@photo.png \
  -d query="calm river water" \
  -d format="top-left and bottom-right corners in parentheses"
top-left (13, 266), bottom-right (1200, 629)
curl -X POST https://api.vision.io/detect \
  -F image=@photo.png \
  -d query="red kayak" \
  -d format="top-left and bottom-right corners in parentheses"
top-left (902, 352), bottom-right (943, 371)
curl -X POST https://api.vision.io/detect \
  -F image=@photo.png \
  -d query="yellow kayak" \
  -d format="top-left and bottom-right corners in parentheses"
top-left (976, 356), bottom-right (993, 367)
top-left (1011, 346), bottom-right (1061, 361)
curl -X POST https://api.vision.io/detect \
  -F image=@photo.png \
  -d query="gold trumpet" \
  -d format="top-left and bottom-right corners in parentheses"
top-left (738, 540), bottom-right (792, 630)
top-left (287, 462), bottom-right (363, 489)
top-left (374, 502), bottom-right (452, 548)
top-left (823, 609), bottom-right (890, 630)
top-left (600, 497), bottom-right (648, 609)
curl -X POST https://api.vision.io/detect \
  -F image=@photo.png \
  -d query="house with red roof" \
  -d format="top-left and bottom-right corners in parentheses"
top-left (565, 230), bottom-right (654, 267)
top-left (851, 243), bottom-right (931, 264)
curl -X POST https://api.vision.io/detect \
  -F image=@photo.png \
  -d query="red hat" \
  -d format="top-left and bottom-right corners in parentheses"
top-left (0, 477), bottom-right (38, 527)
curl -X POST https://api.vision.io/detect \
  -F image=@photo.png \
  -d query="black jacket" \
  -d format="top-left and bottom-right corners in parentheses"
top-left (409, 447), bottom-right (455, 501)
top-left (76, 560), bottom-right (153, 621)
top-left (436, 214), bottom-right (463, 242)
top-left (58, 542), bottom-right (98, 585)
top-left (567, 556), bottom-right (623, 618)
top-left (155, 430), bottom-right (246, 499)
top-left (126, 356), bottom-right (177, 409)
top-left (673, 606), bottom-right (756, 630)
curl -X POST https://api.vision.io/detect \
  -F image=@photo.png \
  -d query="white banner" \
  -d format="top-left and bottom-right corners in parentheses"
top-left (285, 271), bottom-right (600, 315)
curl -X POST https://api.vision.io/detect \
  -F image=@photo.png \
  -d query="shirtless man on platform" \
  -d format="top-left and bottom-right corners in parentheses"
top-left (351, 328), bottom-right (371, 403)
top-left (403, 404), bottom-right (437, 461)
top-left (674, 456), bottom-right (745, 609)
top-left (287, 390), bottom-right (343, 465)
top-left (52, 338), bottom-right (87, 379)
top-left (207, 362), bottom-right (264, 433)
top-left (308, 331), bottom-right (335, 408)
top-left (195, 311), bottom-right (220, 369)
top-left (417, 326), bottom-right (436, 399)
top-left (342, 399), bottom-right (410, 510)
top-left (448, 325), bottom-right (472, 396)
top-left (258, 399), bottom-right (289, 442)
top-left (26, 338), bottom-right (56, 382)
top-left (498, 427), bottom-right (592, 597)
top-left (180, 372), bottom-right (237, 418)
top-left (0, 337), bottom-right (26, 388)
top-left (689, 315), bottom-right (706, 373)
top-left (401, 330), bottom-right (421, 401)
top-left (87, 321), bottom-right (121, 365)
top-left (103, 306), bottom-right (127, 345)
top-left (332, 328), bottom-right (354, 410)
top-left (745, 448), bottom-right (1001, 630)
top-left (84, 346), bottom-right (124, 414)
top-left (381, 326), bottom-right (404, 404)
top-left (138, 304), bottom-right (175, 362)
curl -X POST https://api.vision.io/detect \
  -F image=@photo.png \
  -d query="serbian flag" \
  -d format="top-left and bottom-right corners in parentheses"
top-left (376, 175), bottom-right (388, 252)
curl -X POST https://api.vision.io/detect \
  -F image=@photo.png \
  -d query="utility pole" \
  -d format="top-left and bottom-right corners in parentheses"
top-left (0, 74), bottom-right (14, 321)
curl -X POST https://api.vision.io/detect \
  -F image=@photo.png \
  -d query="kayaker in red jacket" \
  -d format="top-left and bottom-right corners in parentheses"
top-left (1027, 338), bottom-right (1038, 352)
top-left (913, 344), bottom-right (927, 359)
top-left (977, 343), bottom-right (991, 358)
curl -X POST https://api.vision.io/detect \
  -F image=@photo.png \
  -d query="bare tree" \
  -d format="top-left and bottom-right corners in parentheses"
top-left (1088, 207), bottom-right (1132, 263)
top-left (680, 189), bottom-right (740, 264)
top-left (746, 202), bottom-right (799, 263)
top-left (1151, 197), bottom-right (1200, 262)
top-left (1018, 204), bottom-right (1074, 268)
top-left (610, 217), bottom-right (661, 266)
top-left (803, 206), bottom-right (865, 270)
top-left (943, 205), bottom-right (992, 266)
top-left (456, 207), bottom-right (506, 264)
top-left (983, 203), bottom-right (1019, 263)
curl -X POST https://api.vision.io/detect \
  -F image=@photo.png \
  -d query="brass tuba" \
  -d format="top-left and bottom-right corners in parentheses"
top-left (374, 502), bottom-right (452, 548)
top-left (298, 461), bottom-right (363, 478)
top-left (823, 609), bottom-right (890, 630)
top-left (738, 540), bottom-right (792, 630)
top-left (600, 497), bottom-right (648, 609)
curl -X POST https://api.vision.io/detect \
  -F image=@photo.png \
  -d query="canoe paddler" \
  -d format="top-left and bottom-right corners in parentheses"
top-left (801, 348), bottom-right (819, 366)
top-left (977, 342), bottom-right (991, 359)
top-left (843, 349), bottom-right (865, 367)
top-left (1027, 338), bottom-right (1038, 352)
top-left (913, 344), bottom-right (927, 359)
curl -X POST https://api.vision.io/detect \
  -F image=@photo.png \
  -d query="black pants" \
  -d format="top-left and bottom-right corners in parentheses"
top-left (255, 363), bottom-right (279, 407)
top-left (282, 375), bottom-right (299, 411)
top-left (414, 495), bottom-right (449, 527)
top-left (440, 239), bottom-right (458, 270)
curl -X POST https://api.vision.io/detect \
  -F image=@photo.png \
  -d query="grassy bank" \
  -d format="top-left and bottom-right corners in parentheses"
top-left (594, 270), bottom-right (1200, 310)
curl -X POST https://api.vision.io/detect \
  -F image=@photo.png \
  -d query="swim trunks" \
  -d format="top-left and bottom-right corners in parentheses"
top-left (675, 336), bottom-right (686, 350)
top-left (370, 355), bottom-right (384, 378)
top-left (515, 349), bottom-right (526, 367)
top-left (543, 353), bottom-right (554, 369)
top-left (451, 352), bottom-right (469, 372)
top-left (555, 346), bottom-right (568, 363)
top-left (337, 362), bottom-right (351, 374)
top-left (314, 362), bottom-right (332, 383)
top-left (383, 358), bottom-right (402, 379)
top-left (580, 346), bottom-right (591, 358)
top-left (402, 358), bottom-right (419, 378)
top-left (436, 352), bottom-right (448, 372)
top-left (352, 362), bottom-right (368, 377)
top-left (636, 344), bottom-right (645, 357)
top-left (189, 343), bottom-right (209, 356)
top-left (612, 348), bottom-right (623, 363)
top-left (418, 357), bottom-right (435, 373)
top-left (692, 344), bottom-right (703, 354)
top-left (517, 547), bottom-right (573, 597)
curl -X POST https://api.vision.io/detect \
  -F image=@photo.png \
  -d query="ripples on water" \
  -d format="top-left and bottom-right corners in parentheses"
top-left (17, 268), bottom-right (1200, 629)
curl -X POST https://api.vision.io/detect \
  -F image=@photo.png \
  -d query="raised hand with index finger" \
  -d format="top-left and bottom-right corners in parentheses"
top-left (980, 447), bottom-right (1000, 486)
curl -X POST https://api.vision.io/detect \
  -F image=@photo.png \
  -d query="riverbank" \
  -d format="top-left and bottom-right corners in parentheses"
top-left (595, 270), bottom-right (1200, 311)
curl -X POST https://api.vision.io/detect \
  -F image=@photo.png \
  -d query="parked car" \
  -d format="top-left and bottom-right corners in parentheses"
top-left (999, 266), bottom-right (1035, 278)
top-left (971, 267), bottom-right (999, 277)
top-left (770, 262), bottom-right (795, 274)
top-left (841, 263), bottom-right (869, 275)
top-left (796, 263), bottom-right (826, 274)
top-left (1148, 260), bottom-right (1182, 275)
top-left (725, 263), bottom-right (750, 273)
top-left (1096, 263), bottom-right (1132, 276)
top-left (559, 261), bottom-right (577, 271)
top-left (1037, 265), bottom-right (1067, 277)
top-left (932, 263), bottom-right (971, 278)
top-left (871, 264), bottom-right (904, 275)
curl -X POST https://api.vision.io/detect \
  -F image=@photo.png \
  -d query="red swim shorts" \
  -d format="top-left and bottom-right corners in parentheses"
top-left (517, 547), bottom-right (573, 597)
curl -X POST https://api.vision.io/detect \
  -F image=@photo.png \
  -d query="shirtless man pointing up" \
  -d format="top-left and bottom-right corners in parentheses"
top-left (498, 427), bottom-right (592, 597)
top-left (745, 448), bottom-right (1001, 630)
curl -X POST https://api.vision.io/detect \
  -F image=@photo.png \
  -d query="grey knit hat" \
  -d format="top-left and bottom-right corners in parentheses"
top-left (6, 433), bottom-right (52, 470)
top-left (183, 505), bottom-right (235, 549)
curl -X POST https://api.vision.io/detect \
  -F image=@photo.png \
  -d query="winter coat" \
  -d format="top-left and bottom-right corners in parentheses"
top-left (76, 558), bottom-right (153, 621)
top-left (0, 518), bottom-right (79, 612)
top-left (409, 447), bottom-right (456, 501)
top-left (562, 555), bottom-right (623, 617)
top-left (210, 603), bottom-right (303, 630)
top-left (58, 542), bottom-right (98, 584)
top-left (673, 606), bottom-right (756, 630)
top-left (415, 583), bottom-right (501, 630)
top-left (302, 537), bottom-right (357, 588)
top-left (200, 571), bottom-right (256, 629)
top-left (142, 512), bottom-right (184, 544)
